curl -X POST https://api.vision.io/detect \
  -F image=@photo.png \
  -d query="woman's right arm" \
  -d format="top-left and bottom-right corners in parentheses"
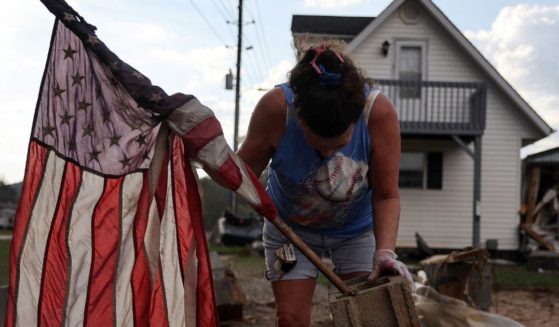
top-left (237, 87), bottom-right (287, 177)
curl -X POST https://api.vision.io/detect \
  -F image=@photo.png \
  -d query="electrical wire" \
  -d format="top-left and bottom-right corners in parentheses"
top-left (189, 0), bottom-right (228, 45)
top-left (252, 0), bottom-right (273, 68)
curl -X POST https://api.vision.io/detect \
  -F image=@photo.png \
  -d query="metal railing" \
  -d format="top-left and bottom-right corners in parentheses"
top-left (374, 79), bottom-right (487, 135)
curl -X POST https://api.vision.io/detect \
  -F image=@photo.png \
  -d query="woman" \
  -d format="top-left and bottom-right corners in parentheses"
top-left (237, 44), bottom-right (413, 326)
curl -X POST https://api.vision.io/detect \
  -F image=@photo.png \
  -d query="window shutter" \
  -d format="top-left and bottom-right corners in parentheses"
top-left (427, 152), bottom-right (443, 189)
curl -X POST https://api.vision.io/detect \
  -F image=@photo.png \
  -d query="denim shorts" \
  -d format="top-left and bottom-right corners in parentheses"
top-left (263, 220), bottom-right (375, 281)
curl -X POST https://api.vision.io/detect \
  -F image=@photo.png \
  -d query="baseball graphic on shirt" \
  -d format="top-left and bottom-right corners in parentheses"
top-left (312, 153), bottom-right (368, 202)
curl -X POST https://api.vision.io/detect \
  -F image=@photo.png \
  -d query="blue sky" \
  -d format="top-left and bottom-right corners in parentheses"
top-left (1, 0), bottom-right (558, 183)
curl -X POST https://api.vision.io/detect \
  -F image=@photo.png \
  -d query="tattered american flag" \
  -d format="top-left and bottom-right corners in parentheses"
top-left (5, 1), bottom-right (276, 326)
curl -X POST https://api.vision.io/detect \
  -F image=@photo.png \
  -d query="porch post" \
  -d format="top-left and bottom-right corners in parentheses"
top-left (473, 135), bottom-right (482, 248)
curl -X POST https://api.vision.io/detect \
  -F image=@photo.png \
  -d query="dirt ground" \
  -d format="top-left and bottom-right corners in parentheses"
top-left (224, 256), bottom-right (559, 327)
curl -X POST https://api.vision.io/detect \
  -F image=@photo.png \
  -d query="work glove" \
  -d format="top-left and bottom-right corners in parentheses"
top-left (368, 249), bottom-right (415, 291)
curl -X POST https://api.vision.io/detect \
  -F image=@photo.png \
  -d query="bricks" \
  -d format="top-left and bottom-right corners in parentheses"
top-left (329, 276), bottom-right (419, 327)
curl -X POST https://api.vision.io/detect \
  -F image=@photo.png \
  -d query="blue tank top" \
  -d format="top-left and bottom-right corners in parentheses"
top-left (267, 83), bottom-right (377, 238)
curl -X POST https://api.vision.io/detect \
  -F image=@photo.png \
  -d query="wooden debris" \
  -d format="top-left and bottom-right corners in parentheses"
top-left (525, 166), bottom-right (541, 224)
top-left (420, 249), bottom-right (493, 311)
top-left (519, 224), bottom-right (556, 252)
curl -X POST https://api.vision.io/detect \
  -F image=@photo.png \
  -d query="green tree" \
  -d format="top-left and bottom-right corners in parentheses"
top-left (0, 180), bottom-right (18, 204)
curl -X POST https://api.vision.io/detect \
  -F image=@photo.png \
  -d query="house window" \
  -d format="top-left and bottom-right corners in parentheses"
top-left (399, 152), bottom-right (443, 189)
top-left (398, 45), bottom-right (423, 99)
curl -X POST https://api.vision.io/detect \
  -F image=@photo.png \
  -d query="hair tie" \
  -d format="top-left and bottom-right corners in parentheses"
top-left (316, 64), bottom-right (342, 85)
top-left (309, 45), bottom-right (345, 86)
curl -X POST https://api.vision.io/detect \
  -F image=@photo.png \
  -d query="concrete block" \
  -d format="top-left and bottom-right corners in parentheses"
top-left (329, 276), bottom-right (419, 327)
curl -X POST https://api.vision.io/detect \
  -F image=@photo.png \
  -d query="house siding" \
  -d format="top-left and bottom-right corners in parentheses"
top-left (351, 4), bottom-right (541, 249)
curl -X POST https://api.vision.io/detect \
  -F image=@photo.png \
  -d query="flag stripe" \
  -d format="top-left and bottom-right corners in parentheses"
top-left (144, 200), bottom-right (161, 292)
top-left (148, 166), bottom-right (171, 326)
top-left (166, 98), bottom-right (215, 138)
top-left (216, 154), bottom-right (243, 190)
top-left (84, 178), bottom-right (124, 326)
top-left (171, 137), bottom-right (193, 276)
top-left (64, 170), bottom-right (104, 326)
top-left (180, 117), bottom-right (223, 155)
top-left (16, 151), bottom-right (65, 326)
top-left (150, 262), bottom-right (170, 327)
top-left (131, 172), bottom-right (152, 326)
top-left (38, 161), bottom-right (82, 326)
top-left (196, 136), bottom-right (230, 171)
top-left (5, 142), bottom-right (49, 327)
top-left (155, 151), bottom-right (169, 219)
top-left (183, 238), bottom-right (198, 327)
top-left (160, 161), bottom-right (186, 326)
top-left (182, 158), bottom-right (217, 327)
top-left (171, 137), bottom-right (196, 325)
top-left (115, 173), bottom-right (144, 326)
top-left (239, 156), bottom-right (278, 219)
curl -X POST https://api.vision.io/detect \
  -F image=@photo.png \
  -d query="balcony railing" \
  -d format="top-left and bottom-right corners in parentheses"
top-left (374, 79), bottom-right (487, 136)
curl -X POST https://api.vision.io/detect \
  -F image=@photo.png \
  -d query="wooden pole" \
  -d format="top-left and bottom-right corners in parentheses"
top-left (269, 218), bottom-right (356, 296)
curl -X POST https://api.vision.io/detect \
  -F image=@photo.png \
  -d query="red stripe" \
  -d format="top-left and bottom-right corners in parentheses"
top-left (84, 177), bottom-right (123, 326)
top-left (216, 154), bottom-right (243, 190)
top-left (149, 264), bottom-right (170, 326)
top-left (182, 142), bottom-right (217, 326)
top-left (171, 137), bottom-right (193, 273)
top-left (38, 161), bottom-right (82, 326)
top-left (181, 116), bottom-right (223, 155)
top-left (5, 142), bottom-right (49, 327)
top-left (131, 172), bottom-right (151, 326)
top-left (244, 163), bottom-right (278, 220)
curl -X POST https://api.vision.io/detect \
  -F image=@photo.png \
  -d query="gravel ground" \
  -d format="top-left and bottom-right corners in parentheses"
top-left (222, 255), bottom-right (559, 327)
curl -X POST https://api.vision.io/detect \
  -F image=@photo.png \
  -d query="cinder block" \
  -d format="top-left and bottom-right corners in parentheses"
top-left (329, 276), bottom-right (419, 327)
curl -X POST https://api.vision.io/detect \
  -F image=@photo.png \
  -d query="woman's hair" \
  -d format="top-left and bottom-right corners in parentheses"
top-left (288, 44), bottom-right (366, 138)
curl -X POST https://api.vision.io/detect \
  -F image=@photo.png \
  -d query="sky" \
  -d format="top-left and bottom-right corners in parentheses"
top-left (1, 0), bottom-right (558, 184)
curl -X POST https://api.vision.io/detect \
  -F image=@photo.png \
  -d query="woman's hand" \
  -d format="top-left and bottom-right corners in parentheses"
top-left (368, 249), bottom-right (415, 291)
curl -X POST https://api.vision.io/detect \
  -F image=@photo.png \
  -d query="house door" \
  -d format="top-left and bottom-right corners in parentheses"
top-left (395, 41), bottom-right (427, 123)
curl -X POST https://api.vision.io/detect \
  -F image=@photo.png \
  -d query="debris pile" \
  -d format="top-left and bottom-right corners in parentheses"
top-left (520, 158), bottom-right (559, 270)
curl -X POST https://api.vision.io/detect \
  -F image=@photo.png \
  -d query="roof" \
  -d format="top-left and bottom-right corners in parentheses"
top-left (525, 147), bottom-right (559, 165)
top-left (296, 0), bottom-right (552, 137)
top-left (291, 15), bottom-right (374, 36)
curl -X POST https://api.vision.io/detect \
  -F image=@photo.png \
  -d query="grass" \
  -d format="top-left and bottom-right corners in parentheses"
top-left (494, 264), bottom-right (559, 290)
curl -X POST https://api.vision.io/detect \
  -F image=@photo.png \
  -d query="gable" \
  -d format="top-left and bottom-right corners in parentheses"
top-left (346, 0), bottom-right (552, 138)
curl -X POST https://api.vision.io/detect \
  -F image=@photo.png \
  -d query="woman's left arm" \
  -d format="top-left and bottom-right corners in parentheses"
top-left (368, 93), bottom-right (401, 251)
top-left (367, 93), bottom-right (415, 287)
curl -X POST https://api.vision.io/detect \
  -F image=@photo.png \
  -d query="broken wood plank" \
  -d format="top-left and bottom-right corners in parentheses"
top-left (531, 188), bottom-right (557, 222)
top-left (520, 223), bottom-right (556, 252)
top-left (525, 166), bottom-right (541, 224)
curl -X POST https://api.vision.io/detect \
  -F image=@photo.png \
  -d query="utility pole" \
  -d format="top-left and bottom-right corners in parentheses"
top-left (234, 0), bottom-right (243, 152)
top-left (231, 0), bottom-right (243, 214)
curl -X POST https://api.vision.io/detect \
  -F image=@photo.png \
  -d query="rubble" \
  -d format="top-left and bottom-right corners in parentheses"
top-left (519, 153), bottom-right (559, 258)
top-left (419, 248), bottom-right (493, 311)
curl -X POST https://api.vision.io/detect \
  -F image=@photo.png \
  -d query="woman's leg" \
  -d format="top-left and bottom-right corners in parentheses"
top-left (263, 221), bottom-right (324, 326)
top-left (272, 278), bottom-right (316, 327)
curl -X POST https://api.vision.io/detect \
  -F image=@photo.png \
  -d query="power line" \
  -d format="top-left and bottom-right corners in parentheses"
top-left (217, 0), bottom-right (235, 19)
top-left (243, 33), bottom-right (267, 82)
top-left (210, 0), bottom-right (232, 21)
top-left (224, 0), bottom-right (237, 19)
top-left (189, 0), bottom-right (228, 45)
top-left (252, 0), bottom-right (273, 68)
top-left (210, 0), bottom-right (237, 42)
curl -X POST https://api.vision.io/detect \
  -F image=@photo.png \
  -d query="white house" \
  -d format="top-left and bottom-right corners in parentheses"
top-left (291, 0), bottom-right (553, 251)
